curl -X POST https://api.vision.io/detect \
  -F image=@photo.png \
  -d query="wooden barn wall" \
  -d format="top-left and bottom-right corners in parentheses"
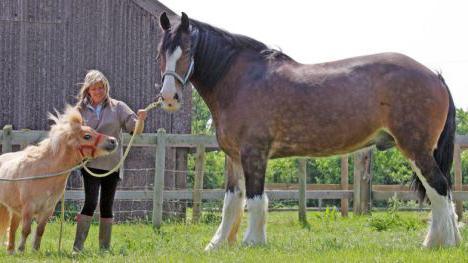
top-left (0, 0), bottom-right (190, 220)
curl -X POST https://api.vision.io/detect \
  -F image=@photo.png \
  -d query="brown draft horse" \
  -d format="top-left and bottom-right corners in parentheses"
top-left (0, 106), bottom-right (117, 254)
top-left (157, 12), bottom-right (461, 250)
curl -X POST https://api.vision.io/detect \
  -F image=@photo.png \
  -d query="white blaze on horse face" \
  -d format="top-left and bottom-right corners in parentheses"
top-left (409, 160), bottom-right (461, 247)
top-left (161, 47), bottom-right (182, 111)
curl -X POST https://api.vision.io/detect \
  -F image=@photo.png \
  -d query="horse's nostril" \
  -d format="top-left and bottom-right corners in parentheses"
top-left (105, 138), bottom-right (118, 151)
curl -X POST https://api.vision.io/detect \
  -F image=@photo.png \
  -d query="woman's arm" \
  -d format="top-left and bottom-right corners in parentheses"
top-left (119, 101), bottom-right (147, 135)
top-left (133, 109), bottom-right (147, 135)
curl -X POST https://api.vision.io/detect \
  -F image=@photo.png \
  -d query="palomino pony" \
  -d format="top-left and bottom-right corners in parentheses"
top-left (157, 12), bottom-right (461, 250)
top-left (0, 106), bottom-right (117, 253)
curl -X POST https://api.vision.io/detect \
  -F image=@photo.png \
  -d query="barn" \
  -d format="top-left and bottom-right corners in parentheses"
top-left (0, 0), bottom-right (190, 220)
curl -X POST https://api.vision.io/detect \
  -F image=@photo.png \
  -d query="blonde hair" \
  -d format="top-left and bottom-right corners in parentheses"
top-left (76, 70), bottom-right (111, 107)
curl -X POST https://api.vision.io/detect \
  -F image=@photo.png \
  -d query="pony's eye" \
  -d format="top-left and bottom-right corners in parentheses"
top-left (83, 134), bottom-right (92, 140)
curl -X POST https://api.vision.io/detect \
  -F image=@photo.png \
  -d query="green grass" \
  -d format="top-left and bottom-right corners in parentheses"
top-left (1, 211), bottom-right (468, 262)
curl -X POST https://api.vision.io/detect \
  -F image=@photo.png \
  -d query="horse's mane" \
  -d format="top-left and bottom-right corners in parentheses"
top-left (26, 105), bottom-right (82, 157)
top-left (189, 19), bottom-right (293, 88)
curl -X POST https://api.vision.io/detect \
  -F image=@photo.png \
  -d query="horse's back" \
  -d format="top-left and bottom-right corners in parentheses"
top-left (259, 53), bottom-right (449, 157)
top-left (0, 151), bottom-right (26, 178)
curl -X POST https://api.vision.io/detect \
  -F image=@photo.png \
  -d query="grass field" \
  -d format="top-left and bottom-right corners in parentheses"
top-left (1, 210), bottom-right (467, 262)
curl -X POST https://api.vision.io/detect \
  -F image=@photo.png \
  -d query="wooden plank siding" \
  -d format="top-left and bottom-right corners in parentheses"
top-left (0, 0), bottom-right (189, 221)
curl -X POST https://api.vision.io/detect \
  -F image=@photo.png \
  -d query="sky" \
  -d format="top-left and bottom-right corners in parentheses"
top-left (161, 0), bottom-right (468, 109)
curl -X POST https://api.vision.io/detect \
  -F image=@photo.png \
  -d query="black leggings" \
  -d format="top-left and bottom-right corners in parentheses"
top-left (80, 167), bottom-right (120, 218)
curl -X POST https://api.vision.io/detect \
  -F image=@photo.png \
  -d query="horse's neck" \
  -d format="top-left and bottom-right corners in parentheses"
top-left (192, 78), bottom-right (236, 129)
top-left (40, 143), bottom-right (82, 171)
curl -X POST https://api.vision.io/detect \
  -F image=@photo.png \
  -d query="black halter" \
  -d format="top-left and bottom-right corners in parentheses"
top-left (161, 57), bottom-right (195, 89)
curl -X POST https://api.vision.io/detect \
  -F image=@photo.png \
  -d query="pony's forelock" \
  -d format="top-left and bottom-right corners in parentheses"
top-left (47, 105), bottom-right (83, 154)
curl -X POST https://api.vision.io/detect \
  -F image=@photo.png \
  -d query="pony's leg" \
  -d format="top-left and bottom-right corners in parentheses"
top-left (32, 209), bottom-right (53, 251)
top-left (241, 147), bottom-right (268, 246)
top-left (0, 204), bottom-right (10, 242)
top-left (205, 158), bottom-right (246, 251)
top-left (409, 154), bottom-right (461, 247)
top-left (17, 210), bottom-right (33, 253)
top-left (7, 213), bottom-right (20, 255)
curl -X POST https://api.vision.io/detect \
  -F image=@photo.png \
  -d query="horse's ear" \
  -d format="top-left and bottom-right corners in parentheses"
top-left (180, 12), bottom-right (189, 32)
top-left (64, 106), bottom-right (83, 129)
top-left (160, 12), bottom-right (171, 31)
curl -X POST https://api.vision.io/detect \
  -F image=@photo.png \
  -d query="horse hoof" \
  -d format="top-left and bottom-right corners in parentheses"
top-left (242, 240), bottom-right (266, 247)
top-left (204, 242), bottom-right (219, 252)
top-left (6, 249), bottom-right (15, 255)
top-left (242, 232), bottom-right (267, 246)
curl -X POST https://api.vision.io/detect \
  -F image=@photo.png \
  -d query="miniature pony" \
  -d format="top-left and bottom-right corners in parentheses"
top-left (0, 106), bottom-right (117, 253)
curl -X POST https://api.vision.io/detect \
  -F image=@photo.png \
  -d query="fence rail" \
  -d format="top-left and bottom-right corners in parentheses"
top-left (1, 125), bottom-right (467, 228)
top-left (62, 189), bottom-right (468, 201)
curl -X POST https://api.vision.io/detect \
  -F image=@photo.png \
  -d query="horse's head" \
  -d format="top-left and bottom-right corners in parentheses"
top-left (48, 106), bottom-right (118, 160)
top-left (157, 12), bottom-right (194, 112)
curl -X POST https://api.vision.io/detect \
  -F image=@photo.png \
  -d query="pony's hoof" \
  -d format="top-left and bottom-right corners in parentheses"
top-left (6, 249), bottom-right (15, 255)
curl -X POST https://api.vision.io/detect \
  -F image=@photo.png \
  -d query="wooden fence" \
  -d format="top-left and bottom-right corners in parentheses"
top-left (1, 125), bottom-right (467, 228)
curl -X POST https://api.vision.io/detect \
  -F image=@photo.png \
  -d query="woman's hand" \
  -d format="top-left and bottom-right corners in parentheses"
top-left (137, 109), bottom-right (147, 121)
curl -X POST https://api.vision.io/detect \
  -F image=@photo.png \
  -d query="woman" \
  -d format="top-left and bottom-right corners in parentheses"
top-left (72, 70), bottom-right (147, 252)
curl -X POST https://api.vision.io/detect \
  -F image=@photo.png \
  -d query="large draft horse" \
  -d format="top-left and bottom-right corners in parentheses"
top-left (0, 106), bottom-right (117, 253)
top-left (156, 12), bottom-right (461, 250)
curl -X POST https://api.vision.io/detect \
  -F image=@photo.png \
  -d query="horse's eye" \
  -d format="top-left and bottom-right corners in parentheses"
top-left (83, 134), bottom-right (92, 140)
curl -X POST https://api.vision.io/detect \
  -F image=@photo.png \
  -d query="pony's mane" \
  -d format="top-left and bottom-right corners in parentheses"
top-left (188, 19), bottom-right (293, 88)
top-left (29, 105), bottom-right (83, 156)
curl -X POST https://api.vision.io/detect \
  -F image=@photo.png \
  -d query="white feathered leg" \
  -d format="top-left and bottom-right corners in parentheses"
top-left (410, 161), bottom-right (462, 247)
top-left (205, 161), bottom-right (245, 251)
top-left (204, 190), bottom-right (245, 251)
top-left (243, 193), bottom-right (268, 245)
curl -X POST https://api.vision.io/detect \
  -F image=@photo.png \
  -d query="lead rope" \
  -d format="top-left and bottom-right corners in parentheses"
top-left (81, 99), bottom-right (163, 177)
top-left (60, 99), bottom-right (162, 252)
top-left (58, 193), bottom-right (65, 253)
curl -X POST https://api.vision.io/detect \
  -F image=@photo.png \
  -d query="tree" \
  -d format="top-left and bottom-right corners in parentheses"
top-left (455, 108), bottom-right (468, 184)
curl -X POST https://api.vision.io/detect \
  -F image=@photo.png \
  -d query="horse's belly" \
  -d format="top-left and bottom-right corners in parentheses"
top-left (270, 142), bottom-right (362, 158)
top-left (270, 129), bottom-right (379, 158)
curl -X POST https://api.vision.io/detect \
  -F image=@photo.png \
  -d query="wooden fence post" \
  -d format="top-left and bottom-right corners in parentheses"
top-left (454, 144), bottom-right (463, 221)
top-left (153, 129), bottom-right (166, 229)
top-left (353, 150), bottom-right (372, 215)
top-left (2, 125), bottom-right (13, 154)
top-left (340, 155), bottom-right (349, 217)
top-left (298, 158), bottom-right (307, 224)
top-left (192, 144), bottom-right (206, 223)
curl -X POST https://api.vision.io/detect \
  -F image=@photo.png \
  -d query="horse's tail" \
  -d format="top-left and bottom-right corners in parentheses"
top-left (0, 204), bottom-right (10, 238)
top-left (412, 73), bottom-right (456, 200)
top-left (434, 74), bottom-right (456, 191)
